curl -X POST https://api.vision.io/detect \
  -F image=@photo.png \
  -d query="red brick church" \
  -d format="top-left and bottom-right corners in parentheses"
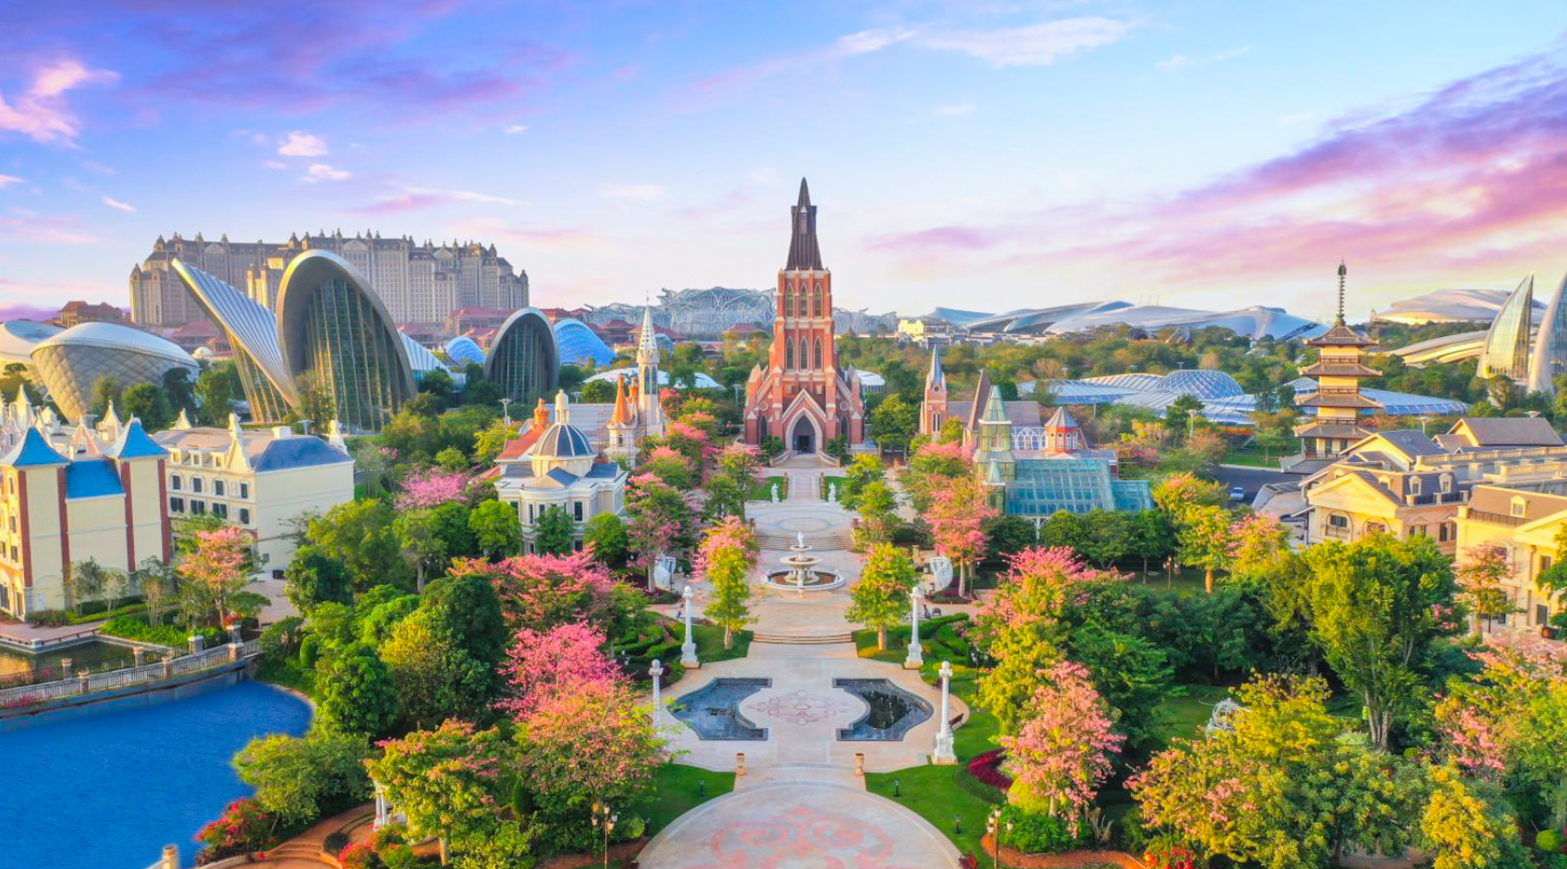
top-left (742, 180), bottom-right (867, 452)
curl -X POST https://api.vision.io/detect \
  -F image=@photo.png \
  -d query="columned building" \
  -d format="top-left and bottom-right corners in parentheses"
top-left (741, 180), bottom-right (866, 453)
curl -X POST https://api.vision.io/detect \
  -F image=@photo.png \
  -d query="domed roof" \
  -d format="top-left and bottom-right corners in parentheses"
top-left (530, 422), bottom-right (594, 458)
top-left (34, 321), bottom-right (193, 365)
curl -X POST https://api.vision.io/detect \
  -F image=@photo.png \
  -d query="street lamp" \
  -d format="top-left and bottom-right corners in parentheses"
top-left (500, 397), bottom-right (512, 426)
top-left (590, 801), bottom-right (617, 869)
top-left (986, 807), bottom-right (1002, 869)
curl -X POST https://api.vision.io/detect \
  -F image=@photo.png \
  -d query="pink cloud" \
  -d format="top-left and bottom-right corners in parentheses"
top-left (0, 58), bottom-right (119, 145)
top-left (867, 225), bottom-right (1006, 253)
top-left (0, 216), bottom-right (98, 244)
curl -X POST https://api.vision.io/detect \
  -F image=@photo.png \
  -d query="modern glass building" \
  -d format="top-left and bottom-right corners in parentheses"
top-left (28, 323), bottom-right (199, 422)
top-left (552, 318), bottom-right (614, 367)
top-left (1477, 274), bottom-right (1534, 381)
top-left (277, 252), bottom-right (418, 433)
top-left (444, 335), bottom-right (486, 367)
top-left (1529, 270), bottom-right (1567, 395)
top-left (484, 308), bottom-right (558, 407)
top-left (171, 259), bottom-right (296, 423)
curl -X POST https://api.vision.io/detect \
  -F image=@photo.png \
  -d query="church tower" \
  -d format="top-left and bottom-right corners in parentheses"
top-left (920, 346), bottom-right (948, 436)
top-left (605, 374), bottom-right (637, 462)
top-left (636, 304), bottom-right (665, 439)
top-left (741, 179), bottom-right (866, 452)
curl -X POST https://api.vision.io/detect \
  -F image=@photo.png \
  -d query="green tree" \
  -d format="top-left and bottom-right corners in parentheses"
top-left (845, 544), bottom-right (918, 650)
top-left (393, 508), bottom-right (448, 592)
top-left (1127, 510), bottom-right (1177, 579)
top-left (840, 454), bottom-right (885, 511)
top-left (703, 540), bottom-right (755, 649)
top-left (579, 379), bottom-right (617, 403)
top-left (381, 609), bottom-right (493, 729)
top-left (1301, 534), bottom-right (1459, 750)
top-left (1066, 622), bottom-right (1176, 753)
top-left (162, 367), bottom-right (197, 421)
top-left (232, 730), bottom-right (373, 825)
top-left (1420, 764), bottom-right (1527, 869)
top-left (122, 382), bottom-right (175, 431)
top-left (854, 480), bottom-right (900, 547)
top-left (583, 513), bottom-right (628, 566)
top-left (65, 557), bottom-right (114, 612)
top-left (533, 505), bottom-right (576, 555)
top-left (869, 394), bottom-right (920, 453)
top-left (471, 418), bottom-right (518, 465)
top-left (1165, 393), bottom-right (1205, 440)
top-left (1177, 505), bottom-right (1234, 593)
top-left (88, 376), bottom-right (123, 422)
top-left (309, 499), bottom-right (411, 591)
top-left (421, 573), bottom-right (507, 670)
top-left (283, 545), bottom-right (352, 612)
top-left (468, 499), bottom-right (520, 560)
top-left (315, 644), bottom-right (399, 738)
top-left (194, 361), bottom-right (241, 425)
top-left (434, 446), bottom-right (468, 471)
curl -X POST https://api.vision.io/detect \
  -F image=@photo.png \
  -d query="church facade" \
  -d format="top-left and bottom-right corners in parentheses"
top-left (742, 180), bottom-right (867, 454)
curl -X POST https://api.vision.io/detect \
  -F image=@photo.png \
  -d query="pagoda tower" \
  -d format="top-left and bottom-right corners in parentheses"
top-left (1290, 263), bottom-right (1381, 471)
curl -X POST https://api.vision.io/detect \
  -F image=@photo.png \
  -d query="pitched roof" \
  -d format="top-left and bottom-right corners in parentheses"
top-left (1450, 417), bottom-right (1563, 448)
top-left (254, 437), bottom-right (352, 472)
top-left (64, 459), bottom-right (124, 499)
top-left (785, 177), bottom-right (824, 271)
top-left (0, 428), bottom-right (68, 468)
top-left (1044, 407), bottom-right (1079, 430)
top-left (1468, 485), bottom-right (1567, 523)
top-left (103, 420), bottom-right (169, 460)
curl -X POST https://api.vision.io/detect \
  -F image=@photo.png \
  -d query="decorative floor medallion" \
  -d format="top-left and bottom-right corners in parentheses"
top-left (746, 690), bottom-right (853, 725)
top-left (695, 803), bottom-right (918, 869)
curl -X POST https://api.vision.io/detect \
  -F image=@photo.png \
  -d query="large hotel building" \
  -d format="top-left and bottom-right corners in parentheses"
top-left (129, 230), bottom-right (528, 328)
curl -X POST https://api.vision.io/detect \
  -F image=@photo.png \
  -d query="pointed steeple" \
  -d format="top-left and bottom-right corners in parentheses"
top-left (608, 375), bottom-right (631, 426)
top-left (636, 305), bottom-right (660, 365)
top-left (100, 400), bottom-right (120, 435)
top-left (554, 389), bottom-right (570, 425)
top-left (174, 408), bottom-right (193, 429)
top-left (925, 346), bottom-right (945, 391)
top-left (1336, 260), bottom-right (1347, 325)
top-left (785, 177), bottom-right (823, 271)
top-left (981, 386), bottom-right (1009, 424)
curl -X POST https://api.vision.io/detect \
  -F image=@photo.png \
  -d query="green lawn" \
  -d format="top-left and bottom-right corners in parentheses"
top-left (748, 476), bottom-right (787, 501)
top-left (640, 763), bottom-right (735, 835)
top-left (1220, 448), bottom-right (1287, 469)
top-left (820, 475), bottom-right (846, 501)
top-left (691, 623), bottom-right (752, 663)
top-left (866, 765), bottom-right (994, 862)
top-left (1154, 683), bottom-right (1232, 746)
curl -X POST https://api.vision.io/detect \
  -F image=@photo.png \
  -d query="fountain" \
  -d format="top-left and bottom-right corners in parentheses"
top-left (763, 531), bottom-right (844, 593)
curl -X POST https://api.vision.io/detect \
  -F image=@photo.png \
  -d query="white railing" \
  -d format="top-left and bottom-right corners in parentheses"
top-left (0, 640), bottom-right (260, 708)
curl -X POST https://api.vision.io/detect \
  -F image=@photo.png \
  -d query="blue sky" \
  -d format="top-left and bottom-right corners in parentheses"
top-left (1, 0), bottom-right (1565, 323)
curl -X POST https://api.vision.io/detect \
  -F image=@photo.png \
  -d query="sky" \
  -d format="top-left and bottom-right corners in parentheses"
top-left (1, 0), bottom-right (1565, 324)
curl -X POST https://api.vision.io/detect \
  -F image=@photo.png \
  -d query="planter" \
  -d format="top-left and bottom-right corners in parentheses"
top-left (977, 836), bottom-right (1145, 869)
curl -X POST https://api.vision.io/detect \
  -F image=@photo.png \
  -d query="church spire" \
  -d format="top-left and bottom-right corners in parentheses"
top-left (785, 177), bottom-right (823, 271)
top-left (925, 345), bottom-right (945, 391)
top-left (636, 304), bottom-right (659, 365)
top-left (1336, 260), bottom-right (1347, 325)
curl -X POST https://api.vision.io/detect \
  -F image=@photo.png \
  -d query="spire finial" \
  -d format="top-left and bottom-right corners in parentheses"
top-left (1334, 260), bottom-right (1348, 325)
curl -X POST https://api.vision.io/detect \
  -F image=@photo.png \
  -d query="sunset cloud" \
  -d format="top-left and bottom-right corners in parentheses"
top-left (302, 163), bottom-right (350, 183)
top-left (101, 195), bottom-right (136, 212)
top-left (278, 131), bottom-right (329, 156)
top-left (0, 59), bottom-right (118, 145)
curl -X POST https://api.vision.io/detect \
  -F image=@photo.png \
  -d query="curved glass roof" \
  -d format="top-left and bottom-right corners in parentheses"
top-left (584, 367), bottom-right (720, 389)
top-left (401, 333), bottom-right (443, 374)
top-left (34, 322), bottom-right (194, 365)
top-left (172, 258), bottom-right (296, 401)
top-left (1476, 274), bottom-right (1534, 381)
top-left (553, 318), bottom-right (614, 367)
top-left (531, 422), bottom-right (594, 458)
top-left (0, 320), bottom-right (62, 365)
top-left (1159, 369), bottom-right (1245, 399)
top-left (485, 307), bottom-right (558, 405)
top-left (445, 335), bottom-right (486, 367)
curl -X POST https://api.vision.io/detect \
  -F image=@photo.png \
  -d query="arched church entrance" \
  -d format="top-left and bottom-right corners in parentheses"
top-left (790, 416), bottom-right (816, 454)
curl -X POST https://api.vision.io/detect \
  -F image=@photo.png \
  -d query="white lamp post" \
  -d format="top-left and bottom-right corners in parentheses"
top-left (905, 585), bottom-right (924, 669)
top-left (933, 660), bottom-right (957, 764)
top-left (680, 585), bottom-right (699, 668)
top-left (649, 659), bottom-right (665, 724)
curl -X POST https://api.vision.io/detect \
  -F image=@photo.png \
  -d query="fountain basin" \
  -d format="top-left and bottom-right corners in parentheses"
top-left (762, 569), bottom-right (844, 592)
top-left (833, 678), bottom-right (933, 741)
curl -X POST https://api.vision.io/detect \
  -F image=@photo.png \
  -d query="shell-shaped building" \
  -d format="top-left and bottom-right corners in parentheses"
top-left (0, 320), bottom-right (62, 367)
top-left (171, 258), bottom-right (296, 423)
top-left (29, 323), bottom-right (199, 422)
top-left (1476, 274), bottom-right (1535, 382)
top-left (485, 308), bottom-right (557, 405)
top-left (552, 318), bottom-right (614, 367)
top-left (444, 335), bottom-right (486, 367)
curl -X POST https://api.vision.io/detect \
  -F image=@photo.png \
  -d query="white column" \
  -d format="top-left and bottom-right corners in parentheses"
top-left (905, 585), bottom-right (924, 669)
top-left (373, 781), bottom-right (388, 829)
top-left (649, 659), bottom-right (665, 724)
top-left (680, 585), bottom-right (699, 668)
top-left (933, 660), bottom-right (957, 764)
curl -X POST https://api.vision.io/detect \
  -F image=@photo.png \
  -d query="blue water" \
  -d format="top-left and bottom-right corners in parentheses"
top-left (834, 678), bottom-right (932, 741)
top-left (671, 677), bottom-right (770, 740)
top-left (0, 680), bottom-right (311, 869)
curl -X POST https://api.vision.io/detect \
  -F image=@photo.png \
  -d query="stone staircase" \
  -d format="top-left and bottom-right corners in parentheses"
top-left (751, 630), bottom-right (856, 645)
top-left (756, 529), bottom-right (854, 551)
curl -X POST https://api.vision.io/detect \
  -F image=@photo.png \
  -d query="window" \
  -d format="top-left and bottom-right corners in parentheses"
top-left (573, 502), bottom-right (583, 521)
top-left (170, 475), bottom-right (182, 491)
top-left (214, 480), bottom-right (225, 497)
top-left (1511, 496), bottom-right (1527, 518)
top-left (1543, 555), bottom-right (1554, 575)
top-left (1413, 524), bottom-right (1427, 537)
top-left (191, 478), bottom-right (203, 494)
top-left (191, 500), bottom-right (205, 515)
top-left (213, 503), bottom-right (228, 519)
top-left (1440, 474), bottom-right (1453, 494)
top-left (1539, 604), bottom-right (1551, 626)
top-left (239, 482), bottom-right (249, 499)
top-left (1328, 514), bottom-right (1349, 529)
top-left (786, 341), bottom-right (794, 369)
top-left (815, 338), bottom-right (823, 369)
top-left (170, 497), bottom-right (184, 513)
top-left (1409, 478), bottom-right (1421, 496)
top-left (1439, 522), bottom-right (1452, 542)
top-left (239, 508), bottom-right (250, 524)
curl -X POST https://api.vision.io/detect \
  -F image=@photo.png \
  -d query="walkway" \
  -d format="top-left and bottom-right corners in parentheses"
top-left (251, 804), bottom-right (374, 868)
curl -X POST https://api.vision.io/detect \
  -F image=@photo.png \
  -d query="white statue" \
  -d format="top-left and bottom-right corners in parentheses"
top-left (828, 482), bottom-right (838, 503)
top-left (796, 531), bottom-right (805, 549)
top-left (770, 482), bottom-right (780, 503)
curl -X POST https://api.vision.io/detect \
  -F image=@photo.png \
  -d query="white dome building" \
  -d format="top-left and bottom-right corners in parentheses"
top-left (493, 390), bottom-right (628, 554)
top-left (29, 322), bottom-right (198, 422)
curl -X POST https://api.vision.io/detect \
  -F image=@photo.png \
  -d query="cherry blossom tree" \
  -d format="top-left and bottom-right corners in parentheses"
top-left (450, 550), bottom-right (620, 635)
top-left (1227, 513), bottom-right (1290, 580)
top-left (1000, 660), bottom-right (1124, 819)
top-left (497, 621), bottom-right (624, 719)
top-left (396, 467), bottom-right (470, 510)
top-left (700, 517), bottom-right (759, 649)
top-left (1455, 544), bottom-right (1515, 638)
top-left (518, 679), bottom-right (666, 820)
top-left (902, 440), bottom-right (971, 512)
top-left (927, 476), bottom-right (996, 597)
top-left (623, 473), bottom-right (694, 588)
top-left (179, 525), bottom-right (258, 627)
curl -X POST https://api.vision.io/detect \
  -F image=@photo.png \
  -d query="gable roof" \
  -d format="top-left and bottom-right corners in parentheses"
top-left (1450, 417), bottom-right (1563, 448)
top-left (103, 420), bottom-right (169, 460)
top-left (253, 437), bottom-right (352, 472)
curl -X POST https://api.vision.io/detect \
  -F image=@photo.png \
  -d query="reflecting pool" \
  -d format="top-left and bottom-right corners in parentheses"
top-left (671, 677), bottom-right (770, 740)
top-left (0, 680), bottom-right (311, 869)
top-left (834, 678), bottom-right (932, 741)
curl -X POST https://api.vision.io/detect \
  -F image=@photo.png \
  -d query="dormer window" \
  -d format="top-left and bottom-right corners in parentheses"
top-left (1440, 474), bottom-right (1453, 494)
top-left (1409, 478), bottom-right (1422, 496)
top-left (1511, 496), bottom-right (1527, 518)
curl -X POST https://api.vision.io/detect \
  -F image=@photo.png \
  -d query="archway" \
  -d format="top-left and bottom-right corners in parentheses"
top-left (790, 415), bottom-right (817, 454)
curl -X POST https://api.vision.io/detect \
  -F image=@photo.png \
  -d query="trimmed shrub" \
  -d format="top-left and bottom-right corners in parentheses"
top-left (196, 799), bottom-right (277, 862)
top-left (298, 635), bottom-right (322, 669)
top-left (1540, 829), bottom-right (1563, 852)
top-left (997, 806), bottom-right (1086, 855)
top-left (100, 615), bottom-right (187, 648)
top-left (24, 609), bottom-right (70, 627)
top-left (322, 832), bottom-right (350, 854)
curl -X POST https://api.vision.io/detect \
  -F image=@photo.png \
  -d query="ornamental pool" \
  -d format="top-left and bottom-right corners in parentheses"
top-left (0, 680), bottom-right (311, 869)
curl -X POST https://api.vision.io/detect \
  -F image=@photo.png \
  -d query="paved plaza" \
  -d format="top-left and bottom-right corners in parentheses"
top-left (640, 467), bottom-right (966, 869)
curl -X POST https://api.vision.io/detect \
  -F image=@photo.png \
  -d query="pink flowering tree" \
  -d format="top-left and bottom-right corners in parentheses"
top-left (518, 679), bottom-right (666, 822)
top-left (396, 467), bottom-right (470, 510)
top-left (902, 440), bottom-right (971, 512)
top-left (450, 550), bottom-right (621, 635)
top-left (698, 517), bottom-right (760, 648)
top-left (1001, 660), bottom-right (1124, 819)
top-left (663, 420), bottom-right (711, 474)
top-left (1226, 513), bottom-right (1290, 580)
top-left (365, 721), bottom-right (528, 864)
top-left (640, 445), bottom-right (695, 489)
top-left (927, 476), bottom-right (996, 597)
top-left (1455, 544), bottom-right (1515, 638)
top-left (624, 473), bottom-right (694, 587)
top-left (497, 622), bottom-right (624, 719)
top-left (977, 546), bottom-right (1125, 733)
top-left (179, 525), bottom-right (258, 627)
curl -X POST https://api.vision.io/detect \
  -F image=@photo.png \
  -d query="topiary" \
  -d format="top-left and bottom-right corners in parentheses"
top-left (1539, 829), bottom-right (1563, 853)
top-left (322, 832), bottom-right (349, 854)
top-left (298, 635), bottom-right (322, 669)
top-left (614, 815), bottom-right (647, 842)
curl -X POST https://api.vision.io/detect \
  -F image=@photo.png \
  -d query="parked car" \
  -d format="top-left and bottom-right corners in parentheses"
top-left (1229, 486), bottom-right (1246, 501)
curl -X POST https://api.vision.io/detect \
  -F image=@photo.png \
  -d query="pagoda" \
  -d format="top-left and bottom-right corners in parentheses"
top-left (1287, 263), bottom-right (1381, 473)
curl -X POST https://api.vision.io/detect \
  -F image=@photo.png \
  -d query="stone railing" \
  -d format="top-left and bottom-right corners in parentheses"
top-left (0, 640), bottom-right (259, 707)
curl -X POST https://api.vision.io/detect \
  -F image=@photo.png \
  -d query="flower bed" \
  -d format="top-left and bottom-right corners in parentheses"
top-left (978, 835), bottom-right (1144, 869)
top-left (967, 748), bottom-right (1013, 790)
